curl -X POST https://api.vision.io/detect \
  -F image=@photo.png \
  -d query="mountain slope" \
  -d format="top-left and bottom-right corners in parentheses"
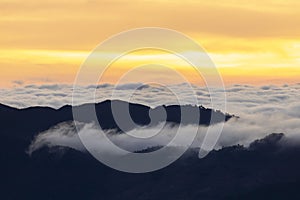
top-left (1, 130), bottom-right (300, 199)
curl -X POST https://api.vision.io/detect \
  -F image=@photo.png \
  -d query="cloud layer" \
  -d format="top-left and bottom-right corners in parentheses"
top-left (19, 83), bottom-right (300, 154)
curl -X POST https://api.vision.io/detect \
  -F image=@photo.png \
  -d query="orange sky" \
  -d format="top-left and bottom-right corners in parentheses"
top-left (1, 0), bottom-right (300, 87)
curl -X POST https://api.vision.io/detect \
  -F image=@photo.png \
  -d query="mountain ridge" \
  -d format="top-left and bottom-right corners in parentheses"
top-left (0, 99), bottom-right (234, 140)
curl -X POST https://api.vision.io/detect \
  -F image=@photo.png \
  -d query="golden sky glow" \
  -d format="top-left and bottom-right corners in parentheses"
top-left (1, 0), bottom-right (300, 87)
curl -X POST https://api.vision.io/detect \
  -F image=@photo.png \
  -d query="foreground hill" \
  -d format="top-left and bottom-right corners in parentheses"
top-left (1, 130), bottom-right (300, 199)
top-left (2, 101), bottom-right (300, 199)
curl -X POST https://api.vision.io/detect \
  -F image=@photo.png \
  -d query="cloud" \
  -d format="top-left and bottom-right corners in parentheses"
top-left (27, 108), bottom-right (300, 156)
top-left (24, 84), bottom-right (67, 90)
top-left (2, 82), bottom-right (300, 153)
top-left (12, 80), bottom-right (24, 86)
top-left (27, 121), bottom-right (197, 155)
top-left (27, 122), bottom-right (85, 155)
top-left (86, 83), bottom-right (112, 89)
top-left (1, 83), bottom-right (300, 113)
top-left (115, 83), bottom-right (150, 90)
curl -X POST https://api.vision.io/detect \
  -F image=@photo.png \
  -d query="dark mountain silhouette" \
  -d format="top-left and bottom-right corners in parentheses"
top-left (2, 102), bottom-right (300, 199)
top-left (0, 100), bottom-right (233, 141)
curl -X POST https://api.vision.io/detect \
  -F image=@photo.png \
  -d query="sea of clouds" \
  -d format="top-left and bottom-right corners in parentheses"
top-left (2, 83), bottom-right (300, 154)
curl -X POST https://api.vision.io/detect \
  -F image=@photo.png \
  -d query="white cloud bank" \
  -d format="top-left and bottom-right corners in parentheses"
top-left (2, 83), bottom-right (300, 153)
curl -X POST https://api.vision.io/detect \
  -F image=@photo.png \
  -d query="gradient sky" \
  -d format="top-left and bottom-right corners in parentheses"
top-left (1, 0), bottom-right (300, 87)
